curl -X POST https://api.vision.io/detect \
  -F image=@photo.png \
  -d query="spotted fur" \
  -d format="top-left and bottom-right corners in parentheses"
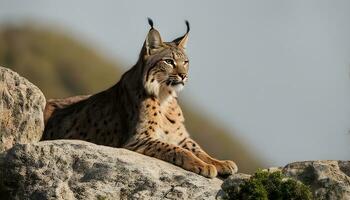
top-left (42, 19), bottom-right (238, 178)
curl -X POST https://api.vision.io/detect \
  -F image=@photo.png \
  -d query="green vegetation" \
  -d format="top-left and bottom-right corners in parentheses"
top-left (224, 170), bottom-right (312, 200)
top-left (0, 25), bottom-right (262, 173)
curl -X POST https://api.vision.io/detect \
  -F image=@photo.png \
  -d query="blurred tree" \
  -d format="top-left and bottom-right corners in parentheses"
top-left (0, 25), bottom-right (263, 173)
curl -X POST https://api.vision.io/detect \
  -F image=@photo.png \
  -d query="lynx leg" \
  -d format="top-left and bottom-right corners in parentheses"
top-left (124, 139), bottom-right (217, 178)
top-left (179, 138), bottom-right (238, 175)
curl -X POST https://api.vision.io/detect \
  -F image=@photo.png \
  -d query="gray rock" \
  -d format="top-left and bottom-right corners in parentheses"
top-left (221, 160), bottom-right (350, 200)
top-left (0, 140), bottom-right (223, 200)
top-left (283, 160), bottom-right (350, 200)
top-left (0, 66), bottom-right (46, 152)
top-left (220, 173), bottom-right (251, 199)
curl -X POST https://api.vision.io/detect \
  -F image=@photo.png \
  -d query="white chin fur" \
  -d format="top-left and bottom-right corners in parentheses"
top-left (144, 79), bottom-right (160, 96)
top-left (172, 84), bottom-right (184, 92)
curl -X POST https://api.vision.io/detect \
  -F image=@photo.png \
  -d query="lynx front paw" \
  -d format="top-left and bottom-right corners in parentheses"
top-left (197, 164), bottom-right (217, 178)
top-left (215, 160), bottom-right (238, 175)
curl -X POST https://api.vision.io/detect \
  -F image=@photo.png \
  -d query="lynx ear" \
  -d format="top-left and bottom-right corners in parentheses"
top-left (173, 20), bottom-right (190, 49)
top-left (145, 18), bottom-right (163, 54)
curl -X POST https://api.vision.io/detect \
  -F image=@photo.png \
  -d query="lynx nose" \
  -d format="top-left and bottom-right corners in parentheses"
top-left (178, 73), bottom-right (187, 80)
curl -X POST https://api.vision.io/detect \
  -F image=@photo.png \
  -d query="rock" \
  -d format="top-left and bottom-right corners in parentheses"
top-left (221, 160), bottom-right (350, 200)
top-left (283, 160), bottom-right (350, 200)
top-left (0, 66), bottom-right (46, 152)
top-left (0, 140), bottom-right (223, 200)
top-left (1, 141), bottom-right (348, 200)
top-left (220, 173), bottom-right (251, 199)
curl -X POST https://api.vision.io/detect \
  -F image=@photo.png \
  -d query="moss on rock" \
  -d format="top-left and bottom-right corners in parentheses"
top-left (223, 170), bottom-right (312, 200)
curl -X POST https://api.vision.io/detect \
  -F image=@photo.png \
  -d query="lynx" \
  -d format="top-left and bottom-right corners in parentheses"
top-left (43, 19), bottom-right (238, 178)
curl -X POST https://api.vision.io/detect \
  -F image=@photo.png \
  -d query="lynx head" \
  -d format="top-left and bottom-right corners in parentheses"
top-left (141, 18), bottom-right (190, 101)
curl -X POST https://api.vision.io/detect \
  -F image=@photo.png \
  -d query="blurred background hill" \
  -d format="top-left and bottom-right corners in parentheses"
top-left (0, 25), bottom-right (263, 173)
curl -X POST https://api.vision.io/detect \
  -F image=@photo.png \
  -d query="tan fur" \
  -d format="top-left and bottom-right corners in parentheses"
top-left (42, 21), bottom-right (238, 178)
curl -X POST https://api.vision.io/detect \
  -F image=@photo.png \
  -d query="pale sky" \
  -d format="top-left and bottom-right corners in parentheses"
top-left (1, 0), bottom-right (349, 166)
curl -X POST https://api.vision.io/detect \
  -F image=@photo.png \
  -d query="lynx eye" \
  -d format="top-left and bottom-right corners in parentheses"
top-left (164, 59), bottom-right (175, 66)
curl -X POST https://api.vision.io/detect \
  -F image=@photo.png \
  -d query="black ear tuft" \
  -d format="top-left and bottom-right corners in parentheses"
top-left (147, 17), bottom-right (154, 29)
top-left (185, 20), bottom-right (190, 33)
top-left (172, 20), bottom-right (190, 47)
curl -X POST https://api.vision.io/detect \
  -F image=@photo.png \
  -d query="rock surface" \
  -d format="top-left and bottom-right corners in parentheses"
top-left (0, 66), bottom-right (46, 152)
top-left (221, 173), bottom-right (251, 198)
top-left (222, 160), bottom-right (350, 200)
top-left (283, 160), bottom-right (350, 200)
top-left (1, 142), bottom-right (349, 200)
top-left (0, 140), bottom-right (224, 200)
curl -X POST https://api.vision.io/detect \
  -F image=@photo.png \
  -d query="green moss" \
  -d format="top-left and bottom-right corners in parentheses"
top-left (224, 170), bottom-right (313, 200)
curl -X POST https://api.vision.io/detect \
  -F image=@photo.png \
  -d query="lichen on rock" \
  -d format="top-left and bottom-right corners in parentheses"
top-left (283, 160), bottom-right (350, 200)
top-left (0, 66), bottom-right (46, 153)
top-left (221, 170), bottom-right (312, 200)
top-left (0, 140), bottom-right (223, 200)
